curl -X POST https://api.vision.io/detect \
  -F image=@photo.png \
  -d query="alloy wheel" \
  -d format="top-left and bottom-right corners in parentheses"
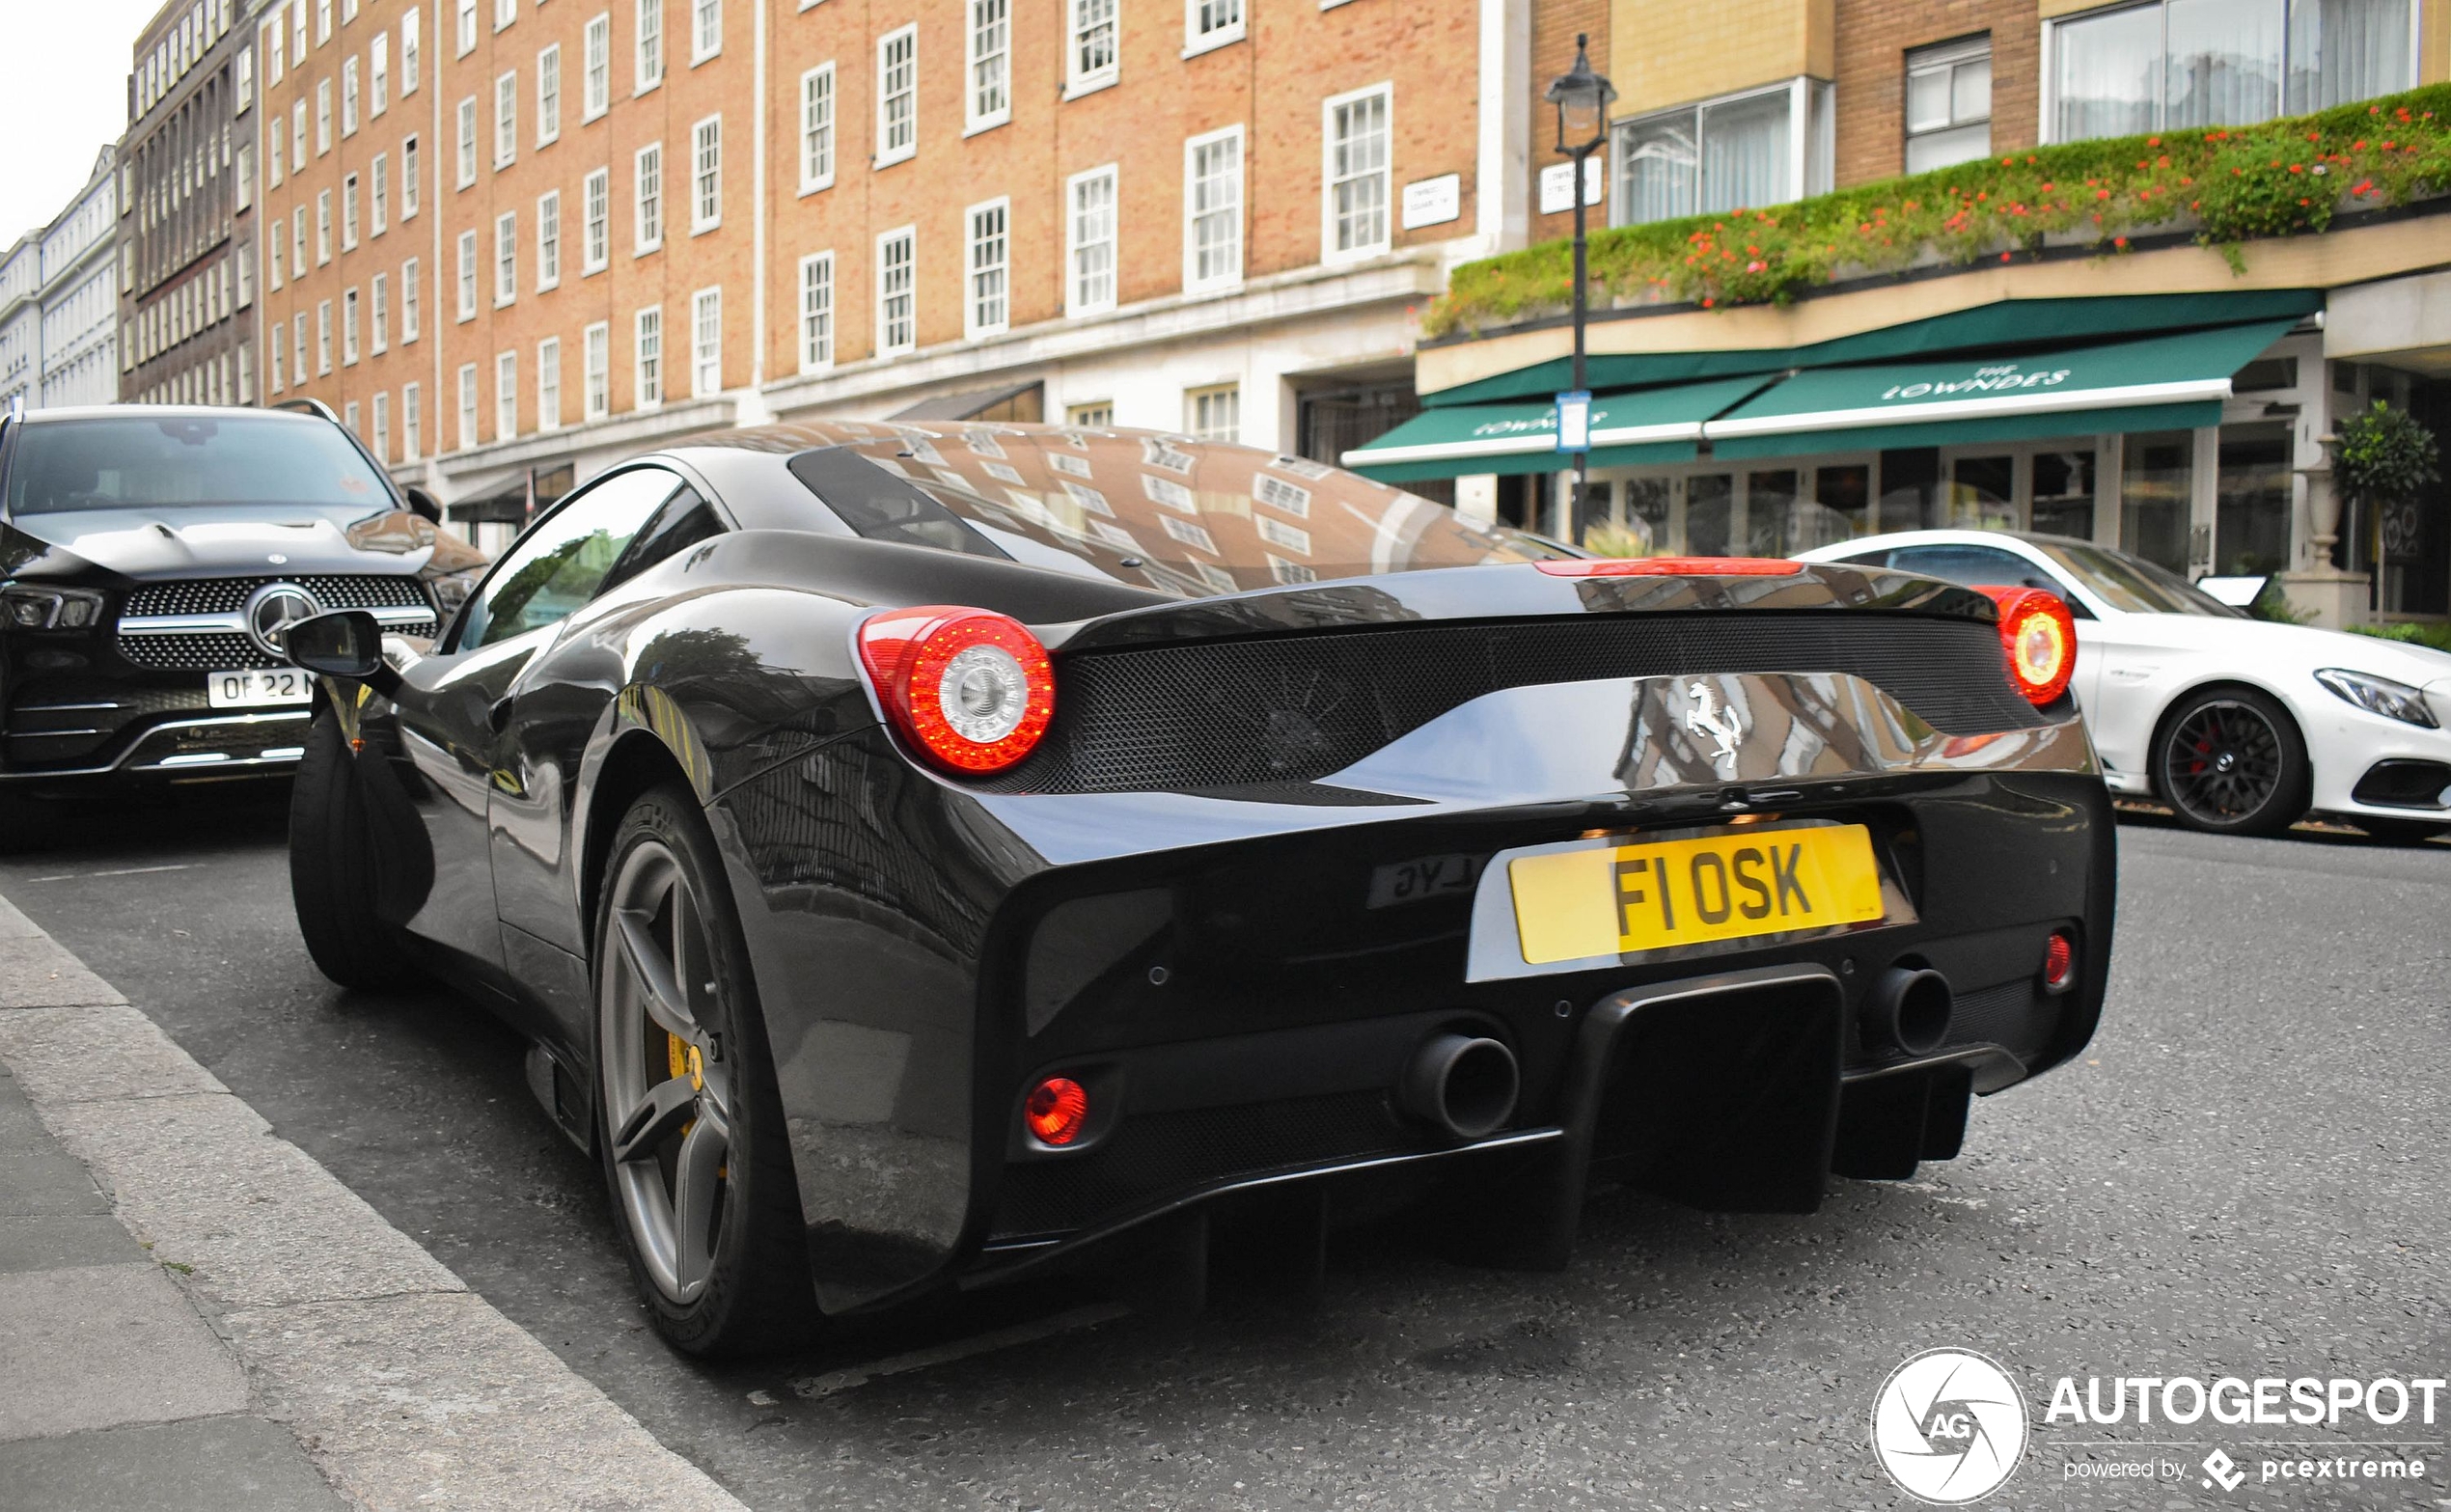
top-left (2162, 699), bottom-right (2283, 827)
top-left (600, 838), bottom-right (733, 1305)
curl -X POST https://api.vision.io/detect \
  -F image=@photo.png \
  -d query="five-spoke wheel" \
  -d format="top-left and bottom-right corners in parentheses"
top-left (2153, 686), bottom-right (2309, 837)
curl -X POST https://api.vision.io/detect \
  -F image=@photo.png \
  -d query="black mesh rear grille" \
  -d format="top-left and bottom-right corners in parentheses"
top-left (990, 1090), bottom-right (1413, 1239)
top-left (1000, 613), bottom-right (2037, 794)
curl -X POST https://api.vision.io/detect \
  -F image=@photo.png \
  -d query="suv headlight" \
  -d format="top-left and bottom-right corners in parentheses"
top-left (2314, 668), bottom-right (2439, 729)
top-left (0, 585), bottom-right (107, 630)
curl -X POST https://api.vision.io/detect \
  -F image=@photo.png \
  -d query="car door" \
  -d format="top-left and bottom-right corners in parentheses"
top-left (489, 475), bottom-right (728, 968)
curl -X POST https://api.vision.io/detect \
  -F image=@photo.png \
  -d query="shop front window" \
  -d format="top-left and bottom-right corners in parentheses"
top-left (1747, 469), bottom-right (1799, 556)
top-left (2387, 377), bottom-right (2451, 615)
top-left (1946, 454), bottom-right (2018, 529)
top-left (1686, 474), bottom-right (1734, 556)
top-left (2216, 422), bottom-right (2294, 575)
top-left (1623, 477), bottom-right (1672, 555)
top-left (2032, 448), bottom-right (2097, 539)
top-left (2122, 430), bottom-right (2194, 574)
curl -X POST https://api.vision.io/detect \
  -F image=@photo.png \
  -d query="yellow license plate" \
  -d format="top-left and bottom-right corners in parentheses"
top-left (1508, 823), bottom-right (1886, 965)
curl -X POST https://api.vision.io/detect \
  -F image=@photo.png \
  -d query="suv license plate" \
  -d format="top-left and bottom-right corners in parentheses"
top-left (207, 668), bottom-right (315, 708)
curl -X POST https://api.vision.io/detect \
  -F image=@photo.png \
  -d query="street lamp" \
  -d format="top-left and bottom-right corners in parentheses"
top-left (1545, 35), bottom-right (1615, 544)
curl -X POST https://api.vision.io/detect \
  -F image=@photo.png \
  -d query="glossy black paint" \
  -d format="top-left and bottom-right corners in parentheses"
top-left (0, 405), bottom-right (484, 789)
top-left (299, 421), bottom-right (2115, 1323)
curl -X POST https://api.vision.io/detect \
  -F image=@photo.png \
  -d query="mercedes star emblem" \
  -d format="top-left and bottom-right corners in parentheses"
top-left (244, 582), bottom-right (322, 657)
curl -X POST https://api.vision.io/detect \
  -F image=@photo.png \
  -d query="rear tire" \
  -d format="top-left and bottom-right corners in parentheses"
top-left (2152, 687), bottom-right (2310, 837)
top-left (289, 709), bottom-right (420, 991)
top-left (593, 784), bottom-right (819, 1359)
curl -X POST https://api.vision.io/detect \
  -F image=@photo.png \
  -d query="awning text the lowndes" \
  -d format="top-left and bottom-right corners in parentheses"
top-left (1340, 375), bottom-right (1769, 482)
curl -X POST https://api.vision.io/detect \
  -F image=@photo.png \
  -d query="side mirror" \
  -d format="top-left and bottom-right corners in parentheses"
top-left (403, 485), bottom-right (443, 524)
top-left (286, 610), bottom-right (399, 694)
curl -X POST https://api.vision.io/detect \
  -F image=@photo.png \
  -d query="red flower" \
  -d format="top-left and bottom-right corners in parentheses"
top-left (2040, 181), bottom-right (2055, 191)
top-left (1746, 260), bottom-right (1767, 273)
top-left (2096, 188), bottom-right (2111, 199)
top-left (2353, 179), bottom-right (2374, 196)
top-left (1999, 251), bottom-right (2013, 262)
top-left (1702, 296), bottom-right (1715, 307)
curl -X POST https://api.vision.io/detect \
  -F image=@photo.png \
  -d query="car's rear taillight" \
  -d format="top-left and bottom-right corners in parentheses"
top-left (857, 605), bottom-right (1056, 773)
top-left (2042, 931), bottom-right (2076, 992)
top-left (1024, 1076), bottom-right (1089, 1145)
top-left (1972, 586), bottom-right (2078, 705)
top-left (1534, 556), bottom-right (1804, 577)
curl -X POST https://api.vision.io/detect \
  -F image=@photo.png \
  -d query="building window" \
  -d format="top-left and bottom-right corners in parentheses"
top-left (634, 304), bottom-right (661, 405)
top-left (236, 143), bottom-right (256, 211)
top-left (800, 63), bottom-right (835, 190)
top-left (691, 115), bottom-right (721, 232)
top-left (372, 270), bottom-right (389, 350)
top-left (583, 167), bottom-right (609, 269)
top-left (1067, 164), bottom-right (1116, 315)
top-left (456, 96), bottom-right (478, 186)
top-left (967, 0), bottom-right (1008, 131)
top-left (402, 256), bottom-right (421, 339)
top-left (798, 251), bottom-right (832, 371)
top-left (876, 226), bottom-right (915, 354)
top-left (2049, 0), bottom-right (2411, 142)
top-left (455, 0), bottom-right (477, 54)
top-left (583, 319), bottom-right (609, 417)
top-left (496, 0), bottom-right (515, 29)
top-left (1185, 124), bottom-right (1242, 289)
top-left (458, 361), bottom-right (480, 448)
top-left (401, 8), bottom-right (420, 93)
top-left (292, 316), bottom-right (307, 384)
top-left (1187, 0), bottom-right (1242, 53)
top-left (495, 210), bottom-right (517, 305)
top-left (634, 143), bottom-right (662, 249)
top-left (317, 299), bottom-right (334, 372)
top-left (690, 286), bottom-right (720, 395)
top-left (584, 14), bottom-right (610, 118)
top-left (343, 286), bottom-right (361, 363)
top-left (402, 380), bottom-right (421, 459)
top-left (1906, 37), bottom-right (1992, 173)
top-left (495, 71), bottom-right (518, 166)
top-left (1067, 400), bottom-right (1113, 427)
top-left (343, 56), bottom-right (361, 135)
top-left (292, 99), bottom-right (308, 168)
top-left (537, 189), bottom-right (560, 289)
top-left (497, 350), bottom-right (518, 438)
top-left (371, 32), bottom-right (388, 115)
top-left (537, 335), bottom-right (561, 428)
top-left (342, 174), bottom-right (360, 248)
top-left (317, 190), bottom-right (333, 262)
top-left (402, 134), bottom-right (420, 215)
top-left (636, 0), bottom-right (663, 90)
top-left (1612, 78), bottom-right (1833, 227)
top-left (1185, 384), bottom-right (1239, 442)
top-left (692, 0), bottom-right (718, 63)
top-left (372, 390), bottom-right (391, 460)
top-left (371, 151), bottom-right (389, 233)
top-left (966, 200), bottom-right (1007, 338)
top-left (537, 44), bottom-right (562, 145)
top-left (456, 228), bottom-right (478, 317)
top-left (876, 26), bottom-right (916, 166)
top-left (271, 320), bottom-right (286, 391)
top-left (1323, 85), bottom-right (1391, 261)
top-left (272, 130), bottom-right (285, 187)
top-left (1067, 0), bottom-right (1116, 92)
top-left (317, 78), bottom-right (334, 152)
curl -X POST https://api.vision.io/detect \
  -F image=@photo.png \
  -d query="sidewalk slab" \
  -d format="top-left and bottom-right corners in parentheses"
top-left (0, 1416), bottom-right (347, 1512)
top-left (0, 1263), bottom-right (249, 1440)
top-left (0, 1214), bottom-right (140, 1273)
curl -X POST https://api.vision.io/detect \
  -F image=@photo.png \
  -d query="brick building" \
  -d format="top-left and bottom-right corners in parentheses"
top-left (122, 0), bottom-right (271, 408)
top-left (254, 0), bottom-right (1536, 543)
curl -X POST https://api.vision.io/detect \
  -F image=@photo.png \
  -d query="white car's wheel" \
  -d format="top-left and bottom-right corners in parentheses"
top-left (2151, 687), bottom-right (2310, 837)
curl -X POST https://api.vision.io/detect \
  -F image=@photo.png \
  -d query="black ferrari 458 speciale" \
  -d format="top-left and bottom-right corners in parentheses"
top-left (281, 419), bottom-right (2113, 1356)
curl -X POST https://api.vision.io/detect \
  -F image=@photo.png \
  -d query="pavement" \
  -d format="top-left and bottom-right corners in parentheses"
top-left (0, 787), bottom-right (2444, 1510)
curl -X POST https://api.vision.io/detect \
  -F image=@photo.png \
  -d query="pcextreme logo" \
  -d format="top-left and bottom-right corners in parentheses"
top-left (1870, 1349), bottom-right (2030, 1504)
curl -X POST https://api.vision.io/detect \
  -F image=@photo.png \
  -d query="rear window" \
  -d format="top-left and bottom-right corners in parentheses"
top-left (4, 415), bottom-right (394, 516)
top-left (788, 429), bottom-right (1567, 597)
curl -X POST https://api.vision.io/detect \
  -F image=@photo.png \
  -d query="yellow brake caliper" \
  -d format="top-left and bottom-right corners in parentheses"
top-left (665, 1035), bottom-right (725, 1179)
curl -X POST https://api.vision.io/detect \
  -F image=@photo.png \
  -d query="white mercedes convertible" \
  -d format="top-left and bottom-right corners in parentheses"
top-left (1794, 530), bottom-right (2451, 838)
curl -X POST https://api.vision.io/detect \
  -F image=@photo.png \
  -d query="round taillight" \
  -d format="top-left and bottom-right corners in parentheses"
top-left (2042, 931), bottom-right (2076, 992)
top-left (1024, 1076), bottom-right (1089, 1146)
top-left (1972, 586), bottom-right (2078, 706)
top-left (857, 605), bottom-right (1056, 774)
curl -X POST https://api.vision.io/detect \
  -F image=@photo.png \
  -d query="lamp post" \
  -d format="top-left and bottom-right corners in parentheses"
top-left (1545, 35), bottom-right (1615, 544)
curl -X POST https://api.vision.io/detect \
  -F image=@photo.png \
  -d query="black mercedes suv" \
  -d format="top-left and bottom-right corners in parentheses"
top-left (0, 403), bottom-right (485, 829)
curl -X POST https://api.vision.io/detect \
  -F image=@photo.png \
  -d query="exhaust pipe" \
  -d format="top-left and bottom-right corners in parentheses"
top-left (1862, 966), bottom-right (1952, 1056)
top-left (1400, 1032), bottom-right (1520, 1141)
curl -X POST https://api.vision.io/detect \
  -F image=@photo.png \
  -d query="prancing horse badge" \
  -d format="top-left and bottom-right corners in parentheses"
top-left (1683, 681), bottom-right (1746, 771)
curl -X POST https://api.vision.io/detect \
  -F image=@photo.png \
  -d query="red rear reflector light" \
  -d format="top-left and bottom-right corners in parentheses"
top-left (857, 605), bottom-right (1057, 774)
top-left (1972, 585), bottom-right (2078, 706)
top-left (1024, 1076), bottom-right (1089, 1145)
top-left (2042, 932), bottom-right (2076, 992)
top-left (1536, 556), bottom-right (1805, 578)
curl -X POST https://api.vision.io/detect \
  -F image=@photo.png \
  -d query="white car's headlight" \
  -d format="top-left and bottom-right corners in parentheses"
top-left (2314, 668), bottom-right (2440, 729)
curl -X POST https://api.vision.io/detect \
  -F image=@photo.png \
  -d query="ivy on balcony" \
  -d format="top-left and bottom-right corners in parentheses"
top-left (1425, 84), bottom-right (2451, 340)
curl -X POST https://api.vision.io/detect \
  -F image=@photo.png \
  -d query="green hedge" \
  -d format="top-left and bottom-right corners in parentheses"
top-left (2349, 620), bottom-right (2451, 653)
top-left (1428, 85), bottom-right (2451, 338)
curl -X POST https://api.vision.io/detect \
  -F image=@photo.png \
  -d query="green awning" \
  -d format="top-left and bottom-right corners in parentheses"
top-left (1701, 319), bottom-right (2297, 460)
top-left (1420, 289), bottom-right (2324, 408)
top-left (1341, 375), bottom-right (1769, 482)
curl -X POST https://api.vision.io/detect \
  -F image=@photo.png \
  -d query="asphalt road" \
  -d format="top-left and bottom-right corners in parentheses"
top-left (1, 789), bottom-right (2444, 1510)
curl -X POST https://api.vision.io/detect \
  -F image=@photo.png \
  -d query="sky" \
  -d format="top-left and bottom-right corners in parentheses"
top-left (0, 0), bottom-right (167, 251)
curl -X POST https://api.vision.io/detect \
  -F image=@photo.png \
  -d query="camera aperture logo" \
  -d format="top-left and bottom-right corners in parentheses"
top-left (1871, 1349), bottom-right (2030, 1503)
